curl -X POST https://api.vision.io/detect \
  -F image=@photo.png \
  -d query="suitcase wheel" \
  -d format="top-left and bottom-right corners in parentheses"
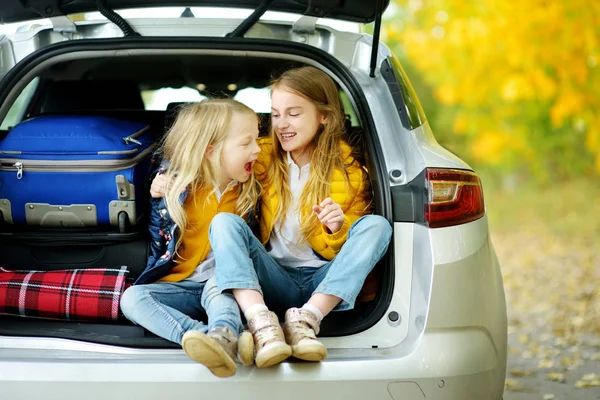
top-left (118, 211), bottom-right (130, 233)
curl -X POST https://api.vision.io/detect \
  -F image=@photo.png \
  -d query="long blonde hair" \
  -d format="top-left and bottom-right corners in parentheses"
top-left (161, 99), bottom-right (260, 251)
top-left (267, 66), bottom-right (354, 239)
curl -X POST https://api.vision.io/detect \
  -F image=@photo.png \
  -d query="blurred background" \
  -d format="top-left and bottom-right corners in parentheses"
top-left (380, 1), bottom-right (599, 397)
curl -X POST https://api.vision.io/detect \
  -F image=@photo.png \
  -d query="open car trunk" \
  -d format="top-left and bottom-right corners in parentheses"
top-left (0, 38), bottom-right (395, 348)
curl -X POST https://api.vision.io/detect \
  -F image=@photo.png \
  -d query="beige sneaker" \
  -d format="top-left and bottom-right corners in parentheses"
top-left (237, 330), bottom-right (255, 366)
top-left (283, 308), bottom-right (327, 361)
top-left (182, 326), bottom-right (237, 378)
top-left (247, 310), bottom-right (292, 368)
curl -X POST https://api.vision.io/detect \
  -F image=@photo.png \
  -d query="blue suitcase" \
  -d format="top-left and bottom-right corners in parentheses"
top-left (0, 115), bottom-right (157, 231)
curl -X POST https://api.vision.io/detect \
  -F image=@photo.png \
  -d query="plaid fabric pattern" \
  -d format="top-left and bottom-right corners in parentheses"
top-left (0, 266), bottom-right (128, 322)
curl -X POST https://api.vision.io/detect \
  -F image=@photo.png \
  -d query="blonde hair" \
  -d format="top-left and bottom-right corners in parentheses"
top-left (161, 99), bottom-right (260, 251)
top-left (267, 66), bottom-right (356, 239)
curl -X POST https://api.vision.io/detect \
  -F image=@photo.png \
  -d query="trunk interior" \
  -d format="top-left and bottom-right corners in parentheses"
top-left (0, 48), bottom-right (393, 348)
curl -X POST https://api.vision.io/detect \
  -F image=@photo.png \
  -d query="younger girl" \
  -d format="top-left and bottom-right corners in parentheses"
top-left (208, 66), bottom-right (393, 368)
top-left (120, 99), bottom-right (262, 378)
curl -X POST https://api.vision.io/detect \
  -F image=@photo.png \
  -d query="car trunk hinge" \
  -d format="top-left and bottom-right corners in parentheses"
top-left (293, 15), bottom-right (318, 34)
top-left (95, 0), bottom-right (140, 37)
top-left (369, 0), bottom-right (384, 78)
top-left (23, 0), bottom-right (76, 33)
top-left (49, 16), bottom-right (77, 33)
top-left (227, 0), bottom-right (277, 37)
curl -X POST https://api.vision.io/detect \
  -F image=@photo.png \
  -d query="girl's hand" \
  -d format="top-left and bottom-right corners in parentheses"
top-left (150, 173), bottom-right (170, 198)
top-left (312, 197), bottom-right (344, 234)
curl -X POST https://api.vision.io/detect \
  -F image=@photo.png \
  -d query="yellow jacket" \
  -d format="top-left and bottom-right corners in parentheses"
top-left (160, 184), bottom-right (239, 282)
top-left (254, 137), bottom-right (372, 260)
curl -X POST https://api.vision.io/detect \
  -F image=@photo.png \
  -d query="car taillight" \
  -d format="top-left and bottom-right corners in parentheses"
top-left (424, 168), bottom-right (485, 228)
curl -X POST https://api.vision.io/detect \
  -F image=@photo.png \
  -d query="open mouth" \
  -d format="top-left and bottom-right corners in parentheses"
top-left (244, 161), bottom-right (253, 174)
top-left (280, 132), bottom-right (296, 141)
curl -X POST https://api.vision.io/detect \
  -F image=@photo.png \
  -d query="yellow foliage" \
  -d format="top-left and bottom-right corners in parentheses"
top-left (435, 83), bottom-right (458, 105)
top-left (550, 91), bottom-right (585, 128)
top-left (501, 75), bottom-right (535, 102)
top-left (452, 113), bottom-right (469, 134)
top-left (529, 69), bottom-right (557, 100)
top-left (385, 25), bottom-right (402, 43)
top-left (387, 0), bottom-right (600, 174)
top-left (470, 131), bottom-right (507, 164)
top-left (586, 127), bottom-right (599, 152)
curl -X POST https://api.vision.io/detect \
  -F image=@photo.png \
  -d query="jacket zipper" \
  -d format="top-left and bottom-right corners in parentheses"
top-left (0, 145), bottom-right (156, 180)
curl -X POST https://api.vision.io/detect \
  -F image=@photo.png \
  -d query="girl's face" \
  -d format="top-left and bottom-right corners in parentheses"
top-left (271, 86), bottom-right (326, 166)
top-left (216, 112), bottom-right (260, 188)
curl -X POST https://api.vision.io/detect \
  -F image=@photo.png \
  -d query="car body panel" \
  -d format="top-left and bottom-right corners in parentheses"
top-left (1, 326), bottom-right (502, 400)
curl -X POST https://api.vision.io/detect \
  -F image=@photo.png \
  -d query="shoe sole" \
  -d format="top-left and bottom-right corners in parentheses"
top-left (182, 331), bottom-right (237, 378)
top-left (291, 342), bottom-right (327, 362)
top-left (237, 331), bottom-right (255, 367)
top-left (255, 341), bottom-right (292, 368)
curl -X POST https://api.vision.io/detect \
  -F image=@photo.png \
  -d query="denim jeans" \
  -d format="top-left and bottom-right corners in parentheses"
top-left (120, 276), bottom-right (243, 345)
top-left (209, 213), bottom-right (392, 312)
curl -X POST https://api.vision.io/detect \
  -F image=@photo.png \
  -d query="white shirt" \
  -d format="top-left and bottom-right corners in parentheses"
top-left (185, 180), bottom-right (239, 282)
top-left (267, 153), bottom-right (327, 268)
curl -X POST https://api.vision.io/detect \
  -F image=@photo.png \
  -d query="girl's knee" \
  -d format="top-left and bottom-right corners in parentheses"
top-left (210, 212), bottom-right (244, 232)
top-left (373, 215), bottom-right (393, 239)
top-left (120, 285), bottom-right (145, 316)
top-left (354, 215), bottom-right (392, 239)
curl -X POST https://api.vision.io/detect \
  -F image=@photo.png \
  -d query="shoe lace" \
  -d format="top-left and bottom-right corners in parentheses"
top-left (255, 324), bottom-right (285, 348)
top-left (287, 320), bottom-right (317, 344)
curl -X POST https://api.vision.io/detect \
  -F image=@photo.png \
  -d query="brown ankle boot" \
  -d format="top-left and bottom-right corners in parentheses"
top-left (283, 308), bottom-right (327, 361)
top-left (247, 310), bottom-right (292, 368)
top-left (182, 326), bottom-right (238, 378)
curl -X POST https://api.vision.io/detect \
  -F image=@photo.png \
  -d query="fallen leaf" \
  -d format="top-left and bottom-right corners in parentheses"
top-left (504, 379), bottom-right (520, 391)
top-left (546, 372), bottom-right (566, 383)
top-left (510, 368), bottom-right (536, 377)
top-left (518, 334), bottom-right (529, 344)
top-left (521, 350), bottom-right (534, 359)
top-left (575, 379), bottom-right (600, 388)
top-left (503, 379), bottom-right (535, 392)
top-left (509, 346), bottom-right (521, 355)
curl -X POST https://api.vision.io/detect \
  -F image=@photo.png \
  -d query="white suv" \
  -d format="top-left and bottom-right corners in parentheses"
top-left (0, 1), bottom-right (507, 399)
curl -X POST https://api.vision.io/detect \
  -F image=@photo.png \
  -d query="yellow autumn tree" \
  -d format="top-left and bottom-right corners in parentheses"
top-left (383, 0), bottom-right (600, 182)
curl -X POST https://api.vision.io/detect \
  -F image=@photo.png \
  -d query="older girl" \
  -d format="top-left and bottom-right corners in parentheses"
top-left (208, 67), bottom-right (392, 368)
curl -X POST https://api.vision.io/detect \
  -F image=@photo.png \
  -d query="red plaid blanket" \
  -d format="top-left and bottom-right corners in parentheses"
top-left (0, 266), bottom-right (128, 322)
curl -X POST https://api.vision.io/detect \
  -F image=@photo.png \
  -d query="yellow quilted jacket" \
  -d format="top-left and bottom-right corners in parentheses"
top-left (160, 184), bottom-right (239, 282)
top-left (254, 137), bottom-right (372, 260)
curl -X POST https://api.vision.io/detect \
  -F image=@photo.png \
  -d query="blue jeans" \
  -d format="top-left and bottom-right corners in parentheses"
top-left (209, 213), bottom-right (392, 312)
top-left (120, 276), bottom-right (243, 345)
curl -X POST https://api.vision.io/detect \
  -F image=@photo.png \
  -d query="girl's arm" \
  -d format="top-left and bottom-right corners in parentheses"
top-left (316, 164), bottom-right (372, 255)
